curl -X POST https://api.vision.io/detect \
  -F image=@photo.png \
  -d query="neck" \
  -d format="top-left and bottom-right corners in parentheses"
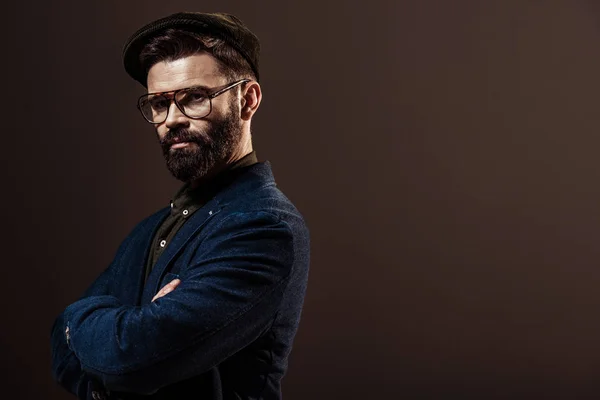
top-left (188, 129), bottom-right (253, 189)
top-left (188, 149), bottom-right (254, 190)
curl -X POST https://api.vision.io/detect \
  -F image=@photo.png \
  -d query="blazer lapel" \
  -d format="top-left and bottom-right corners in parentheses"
top-left (139, 162), bottom-right (275, 304)
top-left (141, 197), bottom-right (223, 304)
top-left (128, 208), bottom-right (170, 305)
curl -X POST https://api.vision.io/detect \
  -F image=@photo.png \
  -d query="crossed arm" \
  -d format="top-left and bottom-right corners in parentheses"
top-left (62, 278), bottom-right (181, 358)
top-left (50, 211), bottom-right (294, 396)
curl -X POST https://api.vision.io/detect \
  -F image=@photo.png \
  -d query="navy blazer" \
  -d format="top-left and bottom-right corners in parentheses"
top-left (50, 162), bottom-right (310, 400)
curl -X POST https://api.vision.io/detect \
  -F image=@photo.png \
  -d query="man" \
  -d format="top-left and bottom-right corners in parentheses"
top-left (50, 12), bottom-right (310, 400)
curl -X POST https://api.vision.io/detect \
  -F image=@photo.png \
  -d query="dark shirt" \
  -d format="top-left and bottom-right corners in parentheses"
top-left (144, 151), bottom-right (258, 284)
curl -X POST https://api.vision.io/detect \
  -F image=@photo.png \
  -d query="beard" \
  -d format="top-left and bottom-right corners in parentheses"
top-left (159, 103), bottom-right (242, 183)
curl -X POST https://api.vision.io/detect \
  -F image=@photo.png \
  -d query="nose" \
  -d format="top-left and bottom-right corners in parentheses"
top-left (164, 100), bottom-right (190, 129)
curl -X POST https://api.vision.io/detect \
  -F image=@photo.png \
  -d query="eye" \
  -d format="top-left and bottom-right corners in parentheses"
top-left (148, 96), bottom-right (169, 110)
top-left (180, 88), bottom-right (207, 104)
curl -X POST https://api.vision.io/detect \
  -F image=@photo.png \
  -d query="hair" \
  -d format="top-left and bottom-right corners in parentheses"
top-left (139, 28), bottom-right (256, 83)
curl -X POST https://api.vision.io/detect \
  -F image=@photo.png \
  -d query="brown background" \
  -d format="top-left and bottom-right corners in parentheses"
top-left (2, 0), bottom-right (600, 398)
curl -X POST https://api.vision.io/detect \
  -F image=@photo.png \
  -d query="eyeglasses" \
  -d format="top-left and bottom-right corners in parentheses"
top-left (137, 79), bottom-right (250, 124)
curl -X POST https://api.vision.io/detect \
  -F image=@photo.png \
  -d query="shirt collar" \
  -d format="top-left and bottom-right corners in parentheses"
top-left (169, 151), bottom-right (258, 212)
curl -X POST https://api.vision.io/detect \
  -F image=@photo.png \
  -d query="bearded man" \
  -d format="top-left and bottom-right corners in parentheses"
top-left (50, 12), bottom-right (310, 400)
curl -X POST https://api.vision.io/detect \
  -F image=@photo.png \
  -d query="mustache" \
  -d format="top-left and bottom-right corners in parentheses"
top-left (160, 128), bottom-right (209, 147)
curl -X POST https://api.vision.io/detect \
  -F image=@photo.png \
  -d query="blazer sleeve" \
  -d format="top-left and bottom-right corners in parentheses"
top-left (50, 232), bottom-right (131, 397)
top-left (62, 210), bottom-right (296, 395)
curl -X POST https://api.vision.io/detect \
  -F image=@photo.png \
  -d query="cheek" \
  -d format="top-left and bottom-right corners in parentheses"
top-left (154, 126), bottom-right (168, 142)
top-left (210, 97), bottom-right (236, 119)
top-left (189, 120), bottom-right (210, 134)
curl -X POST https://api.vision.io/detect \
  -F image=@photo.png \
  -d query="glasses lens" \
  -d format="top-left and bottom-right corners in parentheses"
top-left (176, 88), bottom-right (211, 118)
top-left (139, 94), bottom-right (170, 123)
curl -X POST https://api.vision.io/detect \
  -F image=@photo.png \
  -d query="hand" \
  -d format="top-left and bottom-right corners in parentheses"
top-left (152, 279), bottom-right (181, 302)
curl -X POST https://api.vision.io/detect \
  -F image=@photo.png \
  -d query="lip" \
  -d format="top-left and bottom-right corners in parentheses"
top-left (170, 142), bottom-right (191, 149)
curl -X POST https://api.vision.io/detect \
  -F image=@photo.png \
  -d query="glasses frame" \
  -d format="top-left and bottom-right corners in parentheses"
top-left (137, 78), bottom-right (250, 124)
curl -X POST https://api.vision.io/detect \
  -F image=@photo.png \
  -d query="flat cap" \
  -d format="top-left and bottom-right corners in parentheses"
top-left (122, 12), bottom-right (260, 87)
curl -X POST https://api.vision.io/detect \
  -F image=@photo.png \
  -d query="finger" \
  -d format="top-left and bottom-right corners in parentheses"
top-left (152, 279), bottom-right (181, 302)
top-left (152, 287), bottom-right (169, 302)
top-left (159, 279), bottom-right (181, 294)
top-left (152, 290), bottom-right (166, 302)
top-left (159, 279), bottom-right (180, 295)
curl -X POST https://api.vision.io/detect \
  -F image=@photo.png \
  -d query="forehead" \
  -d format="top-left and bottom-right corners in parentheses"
top-left (146, 53), bottom-right (225, 93)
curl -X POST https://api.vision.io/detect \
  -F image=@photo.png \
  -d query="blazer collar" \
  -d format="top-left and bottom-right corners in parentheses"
top-left (141, 161), bottom-right (276, 303)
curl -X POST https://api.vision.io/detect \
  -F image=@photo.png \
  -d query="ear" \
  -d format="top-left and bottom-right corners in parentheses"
top-left (240, 81), bottom-right (262, 121)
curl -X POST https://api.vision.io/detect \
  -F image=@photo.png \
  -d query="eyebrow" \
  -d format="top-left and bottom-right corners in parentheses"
top-left (147, 85), bottom-right (211, 96)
